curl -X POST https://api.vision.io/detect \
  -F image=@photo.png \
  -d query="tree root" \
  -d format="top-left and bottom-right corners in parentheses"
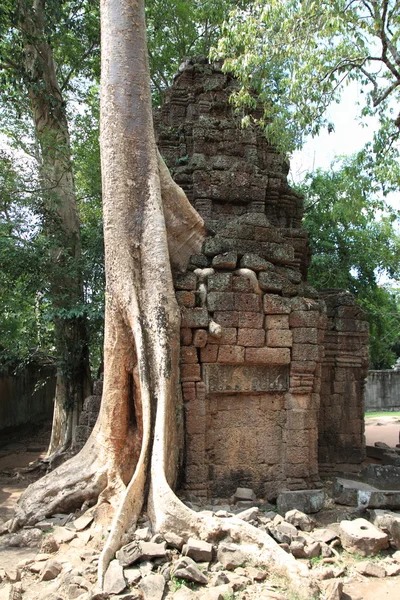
top-left (9, 436), bottom-right (108, 532)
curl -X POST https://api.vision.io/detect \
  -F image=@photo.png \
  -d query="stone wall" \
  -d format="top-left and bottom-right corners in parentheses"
top-left (318, 291), bottom-right (369, 474)
top-left (365, 370), bottom-right (400, 412)
top-left (155, 58), bottom-right (369, 499)
top-left (0, 361), bottom-right (56, 432)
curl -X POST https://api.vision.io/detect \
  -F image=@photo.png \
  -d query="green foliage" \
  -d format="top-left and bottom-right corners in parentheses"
top-left (301, 154), bottom-right (400, 368)
top-left (146, 0), bottom-right (252, 102)
top-left (213, 1), bottom-right (400, 156)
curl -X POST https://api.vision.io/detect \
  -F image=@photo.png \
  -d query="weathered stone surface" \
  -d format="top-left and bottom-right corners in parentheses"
top-left (339, 518), bottom-right (389, 556)
top-left (117, 541), bottom-right (167, 567)
top-left (172, 585), bottom-right (198, 600)
top-left (371, 509), bottom-right (400, 548)
top-left (233, 487), bottom-right (256, 502)
top-left (355, 561), bottom-right (387, 577)
top-left (285, 509), bottom-right (316, 532)
top-left (235, 507), bottom-right (259, 522)
top-left (203, 363), bottom-right (289, 393)
top-left (319, 579), bottom-right (344, 600)
top-left (182, 538), bottom-right (213, 562)
top-left (212, 252), bottom-right (238, 270)
top-left (103, 560), bottom-right (126, 595)
top-left (139, 573), bottom-right (165, 600)
top-left (310, 528), bottom-right (338, 544)
top-left (172, 557), bottom-right (208, 585)
top-left (73, 512), bottom-right (94, 532)
top-left (277, 490), bottom-right (325, 514)
top-left (216, 544), bottom-right (246, 569)
top-left (40, 560), bottom-right (62, 581)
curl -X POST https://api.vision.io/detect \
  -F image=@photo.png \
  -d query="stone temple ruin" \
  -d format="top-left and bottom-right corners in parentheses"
top-left (76, 58), bottom-right (369, 503)
top-left (154, 58), bottom-right (370, 501)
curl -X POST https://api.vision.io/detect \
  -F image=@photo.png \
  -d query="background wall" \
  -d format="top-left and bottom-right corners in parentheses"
top-left (365, 370), bottom-right (400, 412)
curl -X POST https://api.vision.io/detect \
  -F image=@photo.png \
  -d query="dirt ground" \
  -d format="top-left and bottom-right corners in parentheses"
top-left (1, 417), bottom-right (400, 599)
top-left (365, 414), bottom-right (400, 448)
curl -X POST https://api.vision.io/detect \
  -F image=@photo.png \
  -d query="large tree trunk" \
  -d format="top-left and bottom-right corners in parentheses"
top-left (10, 1), bottom-right (316, 596)
top-left (18, 0), bottom-right (91, 456)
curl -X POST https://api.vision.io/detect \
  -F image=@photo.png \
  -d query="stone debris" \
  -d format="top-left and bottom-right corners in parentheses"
top-left (172, 556), bottom-right (208, 585)
top-left (103, 560), bottom-right (126, 595)
top-left (277, 490), bottom-right (325, 514)
top-left (182, 538), bottom-right (213, 562)
top-left (116, 541), bottom-right (167, 567)
top-left (370, 509), bottom-right (400, 548)
top-left (354, 561), bottom-right (387, 577)
top-left (319, 579), bottom-right (343, 600)
top-left (339, 518), bottom-right (389, 555)
top-left (39, 560), bottom-right (62, 581)
top-left (216, 543), bottom-right (246, 570)
top-left (139, 573), bottom-right (165, 600)
top-left (233, 487), bottom-right (256, 503)
top-left (72, 512), bottom-right (94, 532)
top-left (285, 509), bottom-right (316, 532)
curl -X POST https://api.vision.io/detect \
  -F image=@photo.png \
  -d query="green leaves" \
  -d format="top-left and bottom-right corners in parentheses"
top-left (213, 0), bottom-right (400, 154)
top-left (301, 153), bottom-right (400, 367)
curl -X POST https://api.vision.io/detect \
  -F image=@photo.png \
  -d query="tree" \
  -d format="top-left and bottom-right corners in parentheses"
top-left (10, 1), bottom-right (312, 594)
top-left (300, 154), bottom-right (400, 367)
top-left (0, 0), bottom-right (102, 456)
top-left (213, 0), bottom-right (400, 160)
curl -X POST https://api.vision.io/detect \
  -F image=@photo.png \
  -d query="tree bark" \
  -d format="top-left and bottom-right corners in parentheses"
top-left (10, 2), bottom-right (316, 596)
top-left (18, 0), bottom-right (91, 456)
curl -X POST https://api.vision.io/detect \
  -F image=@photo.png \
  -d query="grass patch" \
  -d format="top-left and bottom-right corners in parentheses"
top-left (365, 411), bottom-right (400, 418)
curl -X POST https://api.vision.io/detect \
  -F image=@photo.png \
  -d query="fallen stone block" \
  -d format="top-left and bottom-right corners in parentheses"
top-left (354, 561), bottom-right (386, 577)
top-left (319, 579), bottom-right (343, 600)
top-left (277, 490), bottom-right (325, 514)
top-left (172, 556), bottom-right (208, 585)
top-left (117, 540), bottom-right (167, 567)
top-left (285, 509), bottom-right (316, 532)
top-left (182, 538), bottom-right (213, 562)
top-left (39, 560), bottom-right (62, 581)
top-left (233, 487), bottom-right (256, 503)
top-left (103, 560), bottom-right (126, 595)
top-left (139, 573), bottom-right (165, 600)
top-left (216, 543), bottom-right (246, 570)
top-left (370, 509), bottom-right (400, 548)
top-left (339, 518), bottom-right (389, 556)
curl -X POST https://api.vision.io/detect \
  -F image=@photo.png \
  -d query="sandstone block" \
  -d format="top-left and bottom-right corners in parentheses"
top-left (181, 364), bottom-right (201, 382)
top-left (200, 344), bottom-right (219, 362)
top-left (216, 544), bottom-right (246, 570)
top-left (103, 560), bottom-right (126, 595)
top-left (218, 346), bottom-right (245, 363)
top-left (208, 327), bottom-right (237, 345)
top-left (292, 343), bottom-right (320, 361)
top-left (263, 295), bottom-right (292, 314)
top-left (176, 291), bottom-right (196, 308)
top-left (181, 308), bottom-right (209, 328)
top-left (277, 490), bottom-right (325, 514)
top-left (173, 557), bottom-right (208, 585)
top-left (213, 311), bottom-right (239, 327)
top-left (182, 382), bottom-right (195, 402)
top-left (339, 518), bottom-right (389, 556)
top-left (234, 487), bottom-right (256, 502)
top-left (211, 252), bottom-right (238, 269)
top-left (139, 573), bottom-right (166, 600)
top-left (238, 311), bottom-right (264, 328)
top-left (355, 561), bottom-right (387, 577)
top-left (237, 328), bottom-right (265, 347)
top-left (181, 347), bottom-right (198, 364)
top-left (245, 347), bottom-right (290, 364)
top-left (193, 329), bottom-right (208, 347)
top-left (258, 271), bottom-right (284, 292)
top-left (181, 328), bottom-right (193, 345)
top-left (208, 273), bottom-right (232, 291)
top-left (292, 328), bottom-right (318, 344)
top-left (232, 275), bottom-right (254, 292)
top-left (182, 538), bottom-right (213, 562)
top-left (234, 293), bottom-right (261, 312)
top-left (265, 315), bottom-right (289, 329)
top-left (175, 272), bottom-right (197, 290)
top-left (39, 560), bottom-right (62, 582)
top-left (290, 311), bottom-right (319, 328)
top-left (266, 329), bottom-right (293, 347)
top-left (240, 253), bottom-right (271, 271)
top-left (319, 579), bottom-right (343, 600)
top-left (285, 509), bottom-right (316, 532)
top-left (207, 292), bottom-right (234, 311)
